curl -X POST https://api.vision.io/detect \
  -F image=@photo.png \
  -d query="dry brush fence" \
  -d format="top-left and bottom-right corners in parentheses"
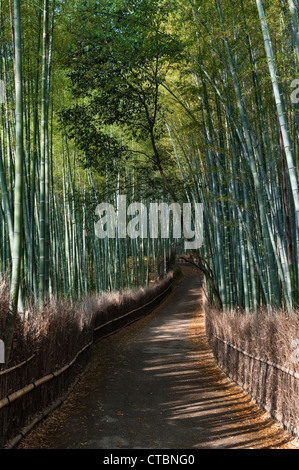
top-left (204, 299), bottom-right (299, 437)
top-left (0, 270), bottom-right (179, 448)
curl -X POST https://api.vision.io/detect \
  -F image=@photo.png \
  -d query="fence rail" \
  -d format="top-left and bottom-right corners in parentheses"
top-left (0, 354), bottom-right (36, 377)
top-left (213, 334), bottom-right (299, 381)
top-left (212, 333), bottom-right (299, 437)
top-left (1, 276), bottom-right (175, 448)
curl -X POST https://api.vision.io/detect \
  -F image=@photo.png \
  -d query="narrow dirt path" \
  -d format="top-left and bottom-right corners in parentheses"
top-left (18, 268), bottom-right (298, 449)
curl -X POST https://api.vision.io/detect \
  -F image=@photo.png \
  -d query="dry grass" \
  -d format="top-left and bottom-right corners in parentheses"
top-left (0, 272), bottom-right (175, 369)
top-left (205, 304), bottom-right (299, 372)
top-left (204, 292), bottom-right (299, 437)
top-left (0, 271), bottom-right (176, 447)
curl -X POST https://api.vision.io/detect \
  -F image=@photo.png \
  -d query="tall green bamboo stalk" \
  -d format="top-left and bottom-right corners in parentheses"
top-left (6, 0), bottom-right (24, 363)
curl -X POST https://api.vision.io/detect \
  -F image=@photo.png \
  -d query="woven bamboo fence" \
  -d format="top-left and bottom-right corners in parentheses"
top-left (204, 301), bottom-right (299, 438)
top-left (0, 272), bottom-right (176, 448)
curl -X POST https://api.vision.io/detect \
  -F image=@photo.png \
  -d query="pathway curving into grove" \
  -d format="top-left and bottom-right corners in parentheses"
top-left (18, 268), bottom-right (298, 449)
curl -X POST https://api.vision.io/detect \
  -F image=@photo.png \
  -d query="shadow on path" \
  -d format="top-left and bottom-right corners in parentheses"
top-left (18, 269), bottom-right (298, 449)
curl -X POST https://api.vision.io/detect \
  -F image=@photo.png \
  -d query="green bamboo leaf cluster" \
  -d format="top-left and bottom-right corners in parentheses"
top-left (0, 0), bottom-right (298, 366)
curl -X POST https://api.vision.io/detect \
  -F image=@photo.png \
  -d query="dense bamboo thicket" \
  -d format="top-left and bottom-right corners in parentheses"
top-left (164, 0), bottom-right (299, 315)
top-left (0, 0), bottom-right (298, 367)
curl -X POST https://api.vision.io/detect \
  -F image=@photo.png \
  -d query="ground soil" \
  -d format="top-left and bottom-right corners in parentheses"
top-left (17, 267), bottom-right (299, 449)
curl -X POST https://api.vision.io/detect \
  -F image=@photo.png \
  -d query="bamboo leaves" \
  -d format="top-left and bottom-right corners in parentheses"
top-left (0, 0), bottom-right (298, 357)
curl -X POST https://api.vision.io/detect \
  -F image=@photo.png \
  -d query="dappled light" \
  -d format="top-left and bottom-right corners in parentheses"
top-left (17, 274), bottom-right (298, 450)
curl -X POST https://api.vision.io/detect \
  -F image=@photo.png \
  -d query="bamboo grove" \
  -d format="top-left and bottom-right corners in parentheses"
top-left (165, 0), bottom-right (299, 315)
top-left (0, 0), bottom-right (298, 358)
